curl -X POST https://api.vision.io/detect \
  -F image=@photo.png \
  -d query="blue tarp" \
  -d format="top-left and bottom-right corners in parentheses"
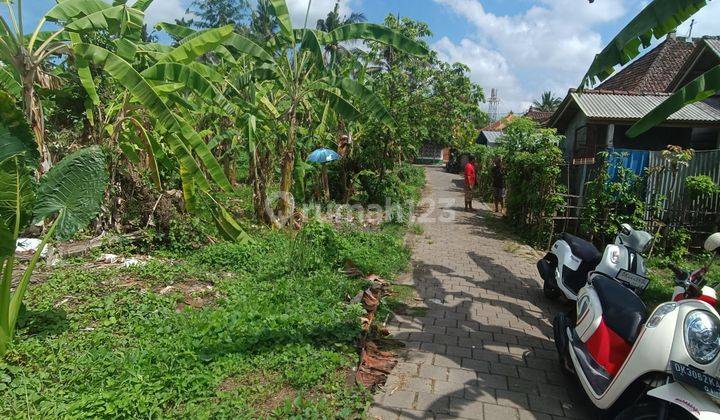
top-left (607, 148), bottom-right (650, 180)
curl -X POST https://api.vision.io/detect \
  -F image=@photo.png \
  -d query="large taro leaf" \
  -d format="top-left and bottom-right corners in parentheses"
top-left (0, 158), bottom-right (35, 257)
top-left (33, 147), bottom-right (108, 241)
top-left (0, 91), bottom-right (39, 168)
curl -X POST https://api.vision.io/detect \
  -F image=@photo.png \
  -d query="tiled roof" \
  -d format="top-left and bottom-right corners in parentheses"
top-left (524, 107), bottom-right (553, 124)
top-left (569, 90), bottom-right (720, 122)
top-left (481, 112), bottom-right (516, 131)
top-left (598, 38), bottom-right (697, 93)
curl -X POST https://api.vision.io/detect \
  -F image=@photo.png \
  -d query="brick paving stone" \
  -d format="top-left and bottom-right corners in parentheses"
top-left (448, 367), bottom-right (477, 384)
top-left (448, 398), bottom-right (485, 419)
top-left (419, 363), bottom-right (448, 380)
top-left (383, 390), bottom-right (416, 410)
top-left (485, 403), bottom-right (520, 419)
top-left (371, 167), bottom-right (591, 419)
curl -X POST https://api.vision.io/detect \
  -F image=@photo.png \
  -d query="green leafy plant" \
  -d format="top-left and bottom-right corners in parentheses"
top-left (685, 175), bottom-right (718, 202)
top-left (0, 93), bottom-right (107, 355)
top-left (582, 152), bottom-right (647, 244)
top-left (500, 118), bottom-right (565, 245)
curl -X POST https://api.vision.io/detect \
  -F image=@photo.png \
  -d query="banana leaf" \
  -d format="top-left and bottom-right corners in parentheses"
top-left (155, 22), bottom-right (196, 39)
top-left (339, 77), bottom-right (394, 129)
top-left (323, 23), bottom-right (429, 57)
top-left (581, 0), bottom-right (708, 88)
top-left (65, 5), bottom-right (144, 34)
top-left (45, 0), bottom-right (112, 22)
top-left (0, 91), bottom-right (39, 167)
top-left (73, 44), bottom-right (232, 193)
top-left (269, 0), bottom-right (294, 43)
top-left (627, 64), bottom-right (720, 137)
top-left (141, 63), bottom-right (233, 112)
top-left (224, 33), bottom-right (275, 63)
top-left (158, 25), bottom-right (234, 64)
top-left (0, 157), bottom-right (35, 242)
top-left (0, 66), bottom-right (20, 98)
top-left (322, 89), bottom-right (361, 121)
top-left (300, 29), bottom-right (324, 69)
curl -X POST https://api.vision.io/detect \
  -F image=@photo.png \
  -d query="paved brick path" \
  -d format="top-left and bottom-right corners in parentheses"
top-left (369, 167), bottom-right (592, 420)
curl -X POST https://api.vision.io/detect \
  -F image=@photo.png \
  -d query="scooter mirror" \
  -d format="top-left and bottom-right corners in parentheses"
top-left (620, 223), bottom-right (632, 236)
top-left (704, 233), bottom-right (720, 253)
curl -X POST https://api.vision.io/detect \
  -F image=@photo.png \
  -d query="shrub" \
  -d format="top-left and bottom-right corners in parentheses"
top-left (500, 118), bottom-right (566, 245)
top-left (685, 175), bottom-right (718, 202)
top-left (582, 152), bottom-right (647, 244)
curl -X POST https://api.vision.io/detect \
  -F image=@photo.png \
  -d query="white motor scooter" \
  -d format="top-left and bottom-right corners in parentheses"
top-left (553, 233), bottom-right (720, 419)
top-left (537, 224), bottom-right (653, 302)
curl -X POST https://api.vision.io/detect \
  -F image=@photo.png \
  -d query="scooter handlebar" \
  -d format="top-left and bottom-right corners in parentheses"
top-left (668, 263), bottom-right (688, 282)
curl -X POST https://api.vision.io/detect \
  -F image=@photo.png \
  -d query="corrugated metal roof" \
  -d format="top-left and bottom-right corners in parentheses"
top-left (704, 38), bottom-right (720, 58)
top-left (482, 131), bottom-right (504, 144)
top-left (570, 91), bottom-right (720, 122)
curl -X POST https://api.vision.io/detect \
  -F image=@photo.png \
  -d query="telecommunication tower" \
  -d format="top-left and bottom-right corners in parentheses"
top-left (488, 88), bottom-right (500, 122)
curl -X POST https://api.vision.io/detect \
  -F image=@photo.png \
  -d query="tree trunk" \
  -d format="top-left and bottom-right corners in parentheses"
top-left (278, 109), bottom-right (297, 224)
top-left (249, 146), bottom-right (270, 225)
top-left (22, 78), bottom-right (50, 173)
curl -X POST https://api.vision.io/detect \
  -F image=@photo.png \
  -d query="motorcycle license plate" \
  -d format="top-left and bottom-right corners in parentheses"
top-left (671, 361), bottom-right (720, 399)
top-left (616, 269), bottom-right (650, 291)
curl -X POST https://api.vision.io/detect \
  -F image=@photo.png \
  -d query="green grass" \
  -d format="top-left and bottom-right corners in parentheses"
top-left (0, 221), bottom-right (412, 418)
top-left (643, 255), bottom-right (720, 309)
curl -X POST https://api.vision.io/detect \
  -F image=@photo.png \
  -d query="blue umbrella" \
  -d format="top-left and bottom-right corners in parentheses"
top-left (307, 148), bottom-right (340, 164)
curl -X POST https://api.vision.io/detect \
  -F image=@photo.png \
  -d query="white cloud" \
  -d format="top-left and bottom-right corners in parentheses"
top-left (433, 37), bottom-right (529, 113)
top-left (285, 0), bottom-right (355, 29)
top-left (432, 0), bottom-right (628, 113)
top-left (141, 0), bottom-right (188, 25)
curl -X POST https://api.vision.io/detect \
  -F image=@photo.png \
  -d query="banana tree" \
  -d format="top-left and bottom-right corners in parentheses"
top-left (0, 0), bottom-right (144, 172)
top-left (245, 0), bottom-right (428, 224)
top-left (0, 92), bottom-right (107, 356)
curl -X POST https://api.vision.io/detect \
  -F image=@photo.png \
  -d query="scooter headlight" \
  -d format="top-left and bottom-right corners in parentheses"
top-left (684, 311), bottom-right (720, 364)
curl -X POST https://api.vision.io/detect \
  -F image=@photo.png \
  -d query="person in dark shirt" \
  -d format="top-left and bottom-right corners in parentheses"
top-left (491, 156), bottom-right (505, 214)
top-left (464, 156), bottom-right (477, 212)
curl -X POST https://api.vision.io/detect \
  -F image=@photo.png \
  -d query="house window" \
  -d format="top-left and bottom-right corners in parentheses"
top-left (573, 125), bottom-right (597, 164)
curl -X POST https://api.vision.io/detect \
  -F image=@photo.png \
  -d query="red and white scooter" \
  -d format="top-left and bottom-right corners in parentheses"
top-left (554, 233), bottom-right (720, 419)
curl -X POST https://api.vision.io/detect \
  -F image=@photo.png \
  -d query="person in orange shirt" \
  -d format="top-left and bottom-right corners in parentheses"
top-left (464, 156), bottom-right (477, 212)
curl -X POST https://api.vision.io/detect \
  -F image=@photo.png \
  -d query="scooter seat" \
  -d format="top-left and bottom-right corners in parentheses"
top-left (561, 233), bottom-right (602, 265)
top-left (592, 274), bottom-right (647, 344)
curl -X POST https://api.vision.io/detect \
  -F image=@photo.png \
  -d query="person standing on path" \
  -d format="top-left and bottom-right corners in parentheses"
top-left (491, 156), bottom-right (506, 214)
top-left (464, 156), bottom-right (477, 212)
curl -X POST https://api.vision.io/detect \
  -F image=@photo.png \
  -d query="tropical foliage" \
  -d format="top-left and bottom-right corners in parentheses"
top-left (0, 92), bottom-right (107, 356)
top-left (0, 0), bottom-right (484, 366)
top-left (532, 91), bottom-right (562, 112)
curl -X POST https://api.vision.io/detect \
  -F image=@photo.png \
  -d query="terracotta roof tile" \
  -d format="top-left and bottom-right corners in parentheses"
top-left (481, 112), bottom-right (516, 131)
top-left (524, 107), bottom-right (553, 124)
top-left (598, 38), bottom-right (697, 93)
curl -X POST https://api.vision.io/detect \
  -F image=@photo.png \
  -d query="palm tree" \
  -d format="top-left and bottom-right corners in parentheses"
top-left (316, 1), bottom-right (366, 66)
top-left (250, 0), bottom-right (278, 42)
top-left (532, 91), bottom-right (562, 112)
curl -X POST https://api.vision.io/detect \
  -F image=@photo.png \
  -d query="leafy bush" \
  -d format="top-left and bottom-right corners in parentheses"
top-left (685, 175), bottom-right (718, 202)
top-left (582, 152), bottom-right (647, 244)
top-left (500, 118), bottom-right (566, 245)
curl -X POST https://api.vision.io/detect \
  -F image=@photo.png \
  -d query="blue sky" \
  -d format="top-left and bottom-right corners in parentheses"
top-left (6, 0), bottom-right (720, 113)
